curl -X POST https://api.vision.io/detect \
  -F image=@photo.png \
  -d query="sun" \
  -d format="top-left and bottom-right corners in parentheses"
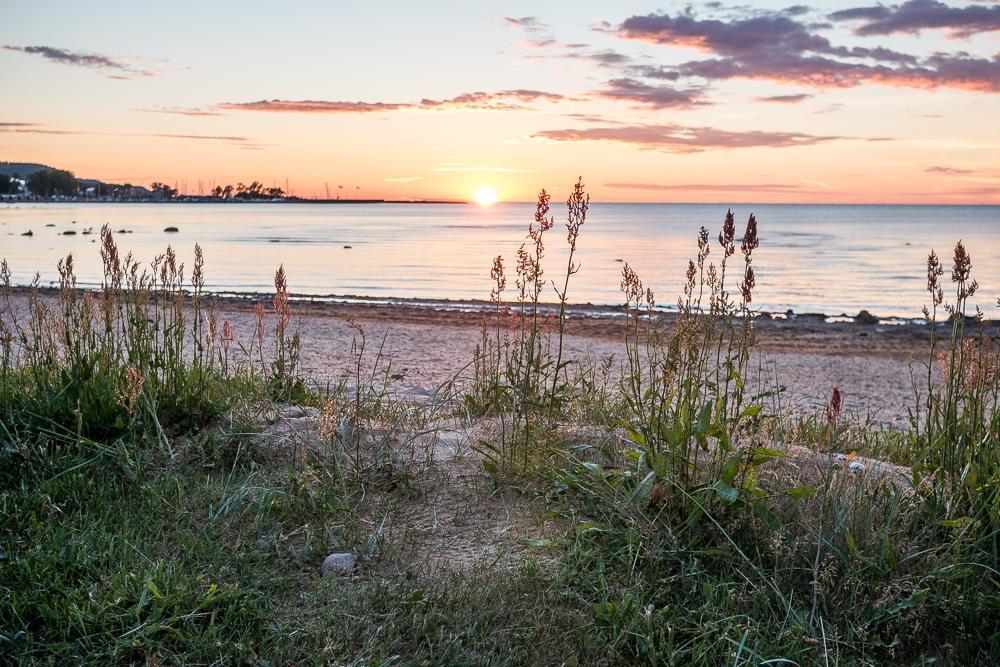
top-left (473, 185), bottom-right (498, 207)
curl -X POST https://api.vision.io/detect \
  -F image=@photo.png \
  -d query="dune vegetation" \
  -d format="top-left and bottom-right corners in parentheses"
top-left (1, 182), bottom-right (997, 665)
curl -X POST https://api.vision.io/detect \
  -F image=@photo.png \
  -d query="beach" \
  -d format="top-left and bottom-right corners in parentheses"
top-left (5, 287), bottom-right (960, 423)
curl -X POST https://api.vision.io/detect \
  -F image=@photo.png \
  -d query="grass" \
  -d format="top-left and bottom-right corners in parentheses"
top-left (1, 191), bottom-right (998, 664)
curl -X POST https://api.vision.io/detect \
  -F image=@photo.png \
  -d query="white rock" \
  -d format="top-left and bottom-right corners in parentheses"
top-left (321, 552), bottom-right (357, 578)
top-left (848, 460), bottom-right (865, 473)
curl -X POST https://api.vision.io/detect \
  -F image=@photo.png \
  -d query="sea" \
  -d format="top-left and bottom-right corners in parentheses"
top-left (2, 202), bottom-right (998, 319)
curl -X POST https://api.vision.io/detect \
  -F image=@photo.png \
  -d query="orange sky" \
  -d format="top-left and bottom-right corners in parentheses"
top-left (1, 2), bottom-right (998, 203)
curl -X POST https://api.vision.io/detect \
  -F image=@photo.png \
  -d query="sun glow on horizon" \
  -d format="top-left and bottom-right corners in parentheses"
top-left (474, 185), bottom-right (498, 207)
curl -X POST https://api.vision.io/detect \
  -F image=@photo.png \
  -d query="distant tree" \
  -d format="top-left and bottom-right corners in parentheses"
top-left (150, 182), bottom-right (178, 200)
top-left (211, 181), bottom-right (282, 201)
top-left (0, 175), bottom-right (13, 195)
top-left (26, 168), bottom-right (77, 197)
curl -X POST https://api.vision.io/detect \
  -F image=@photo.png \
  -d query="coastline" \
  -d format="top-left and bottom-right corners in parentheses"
top-left (3, 286), bottom-right (967, 423)
top-left (6, 285), bottom-right (964, 359)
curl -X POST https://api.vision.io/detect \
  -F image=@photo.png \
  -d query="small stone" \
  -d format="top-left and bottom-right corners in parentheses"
top-left (834, 453), bottom-right (848, 462)
top-left (321, 552), bottom-right (357, 578)
top-left (164, 226), bottom-right (179, 233)
top-left (848, 460), bottom-right (865, 473)
top-left (855, 310), bottom-right (878, 325)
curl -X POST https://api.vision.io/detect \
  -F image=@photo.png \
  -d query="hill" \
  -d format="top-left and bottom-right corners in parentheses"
top-left (0, 162), bottom-right (54, 178)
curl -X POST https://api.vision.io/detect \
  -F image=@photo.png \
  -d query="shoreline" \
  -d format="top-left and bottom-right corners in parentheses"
top-left (9, 284), bottom-right (986, 360)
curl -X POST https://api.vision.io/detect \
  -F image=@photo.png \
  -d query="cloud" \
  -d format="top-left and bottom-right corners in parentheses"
top-left (2, 45), bottom-right (156, 78)
top-left (757, 93), bottom-right (813, 103)
top-left (595, 78), bottom-right (708, 108)
top-left (562, 46), bottom-right (633, 67)
top-left (522, 38), bottom-right (558, 48)
top-left (532, 123), bottom-right (843, 153)
top-left (505, 16), bottom-right (548, 33)
top-left (383, 176), bottom-right (422, 183)
top-left (421, 89), bottom-right (565, 110)
top-left (604, 182), bottom-right (809, 192)
top-left (135, 106), bottom-right (224, 117)
top-left (611, 10), bottom-right (1000, 92)
top-left (149, 133), bottom-right (248, 142)
top-left (0, 123), bottom-right (255, 145)
top-left (430, 166), bottom-right (529, 173)
top-left (830, 1), bottom-right (1000, 38)
top-left (218, 100), bottom-right (410, 113)
top-left (563, 113), bottom-right (626, 124)
top-left (221, 89), bottom-right (567, 114)
top-left (925, 165), bottom-right (976, 174)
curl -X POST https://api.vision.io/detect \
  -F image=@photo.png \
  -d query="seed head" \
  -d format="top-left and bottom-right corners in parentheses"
top-left (740, 265), bottom-right (756, 303)
top-left (490, 255), bottom-right (506, 303)
top-left (741, 214), bottom-right (759, 259)
top-left (952, 241), bottom-right (970, 284)
top-left (719, 209), bottom-right (736, 257)
top-left (565, 177), bottom-right (589, 248)
top-left (193, 244), bottom-right (205, 291)
top-left (824, 386), bottom-right (843, 426)
top-left (620, 263), bottom-right (644, 308)
top-left (117, 365), bottom-right (146, 415)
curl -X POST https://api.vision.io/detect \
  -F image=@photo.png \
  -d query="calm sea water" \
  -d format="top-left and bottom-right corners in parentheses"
top-left (1, 202), bottom-right (998, 318)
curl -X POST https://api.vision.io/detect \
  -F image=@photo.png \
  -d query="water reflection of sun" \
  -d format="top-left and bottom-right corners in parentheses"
top-left (474, 185), bottom-right (498, 206)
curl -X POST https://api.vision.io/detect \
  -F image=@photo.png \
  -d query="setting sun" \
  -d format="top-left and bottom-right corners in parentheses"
top-left (473, 185), bottom-right (498, 207)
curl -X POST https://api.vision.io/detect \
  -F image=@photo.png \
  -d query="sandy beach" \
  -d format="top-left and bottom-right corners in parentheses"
top-left (7, 288), bottom-right (965, 423)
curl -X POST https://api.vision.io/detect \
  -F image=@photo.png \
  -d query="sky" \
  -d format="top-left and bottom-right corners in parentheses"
top-left (1, 0), bottom-right (998, 203)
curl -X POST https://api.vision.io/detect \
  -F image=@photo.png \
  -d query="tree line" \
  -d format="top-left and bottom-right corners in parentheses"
top-left (210, 181), bottom-right (285, 200)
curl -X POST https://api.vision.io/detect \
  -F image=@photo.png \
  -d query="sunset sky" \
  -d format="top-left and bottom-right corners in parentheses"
top-left (2, 1), bottom-right (998, 203)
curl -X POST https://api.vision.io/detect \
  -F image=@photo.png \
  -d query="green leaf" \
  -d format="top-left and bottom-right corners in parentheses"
top-left (883, 536), bottom-right (898, 569)
top-left (720, 451), bottom-right (742, 485)
top-left (631, 471), bottom-right (656, 504)
top-left (753, 502), bottom-right (780, 530)
top-left (519, 539), bottom-right (552, 548)
top-left (739, 404), bottom-right (764, 420)
top-left (651, 453), bottom-right (668, 479)
top-left (786, 484), bottom-right (817, 500)
top-left (697, 401), bottom-right (712, 433)
top-left (145, 580), bottom-right (162, 599)
top-left (717, 428), bottom-right (732, 453)
top-left (713, 481), bottom-right (738, 504)
top-left (750, 448), bottom-right (786, 465)
top-left (578, 521), bottom-right (605, 535)
top-left (685, 503), bottom-right (705, 528)
top-left (886, 590), bottom-right (928, 615)
top-left (624, 426), bottom-right (645, 446)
